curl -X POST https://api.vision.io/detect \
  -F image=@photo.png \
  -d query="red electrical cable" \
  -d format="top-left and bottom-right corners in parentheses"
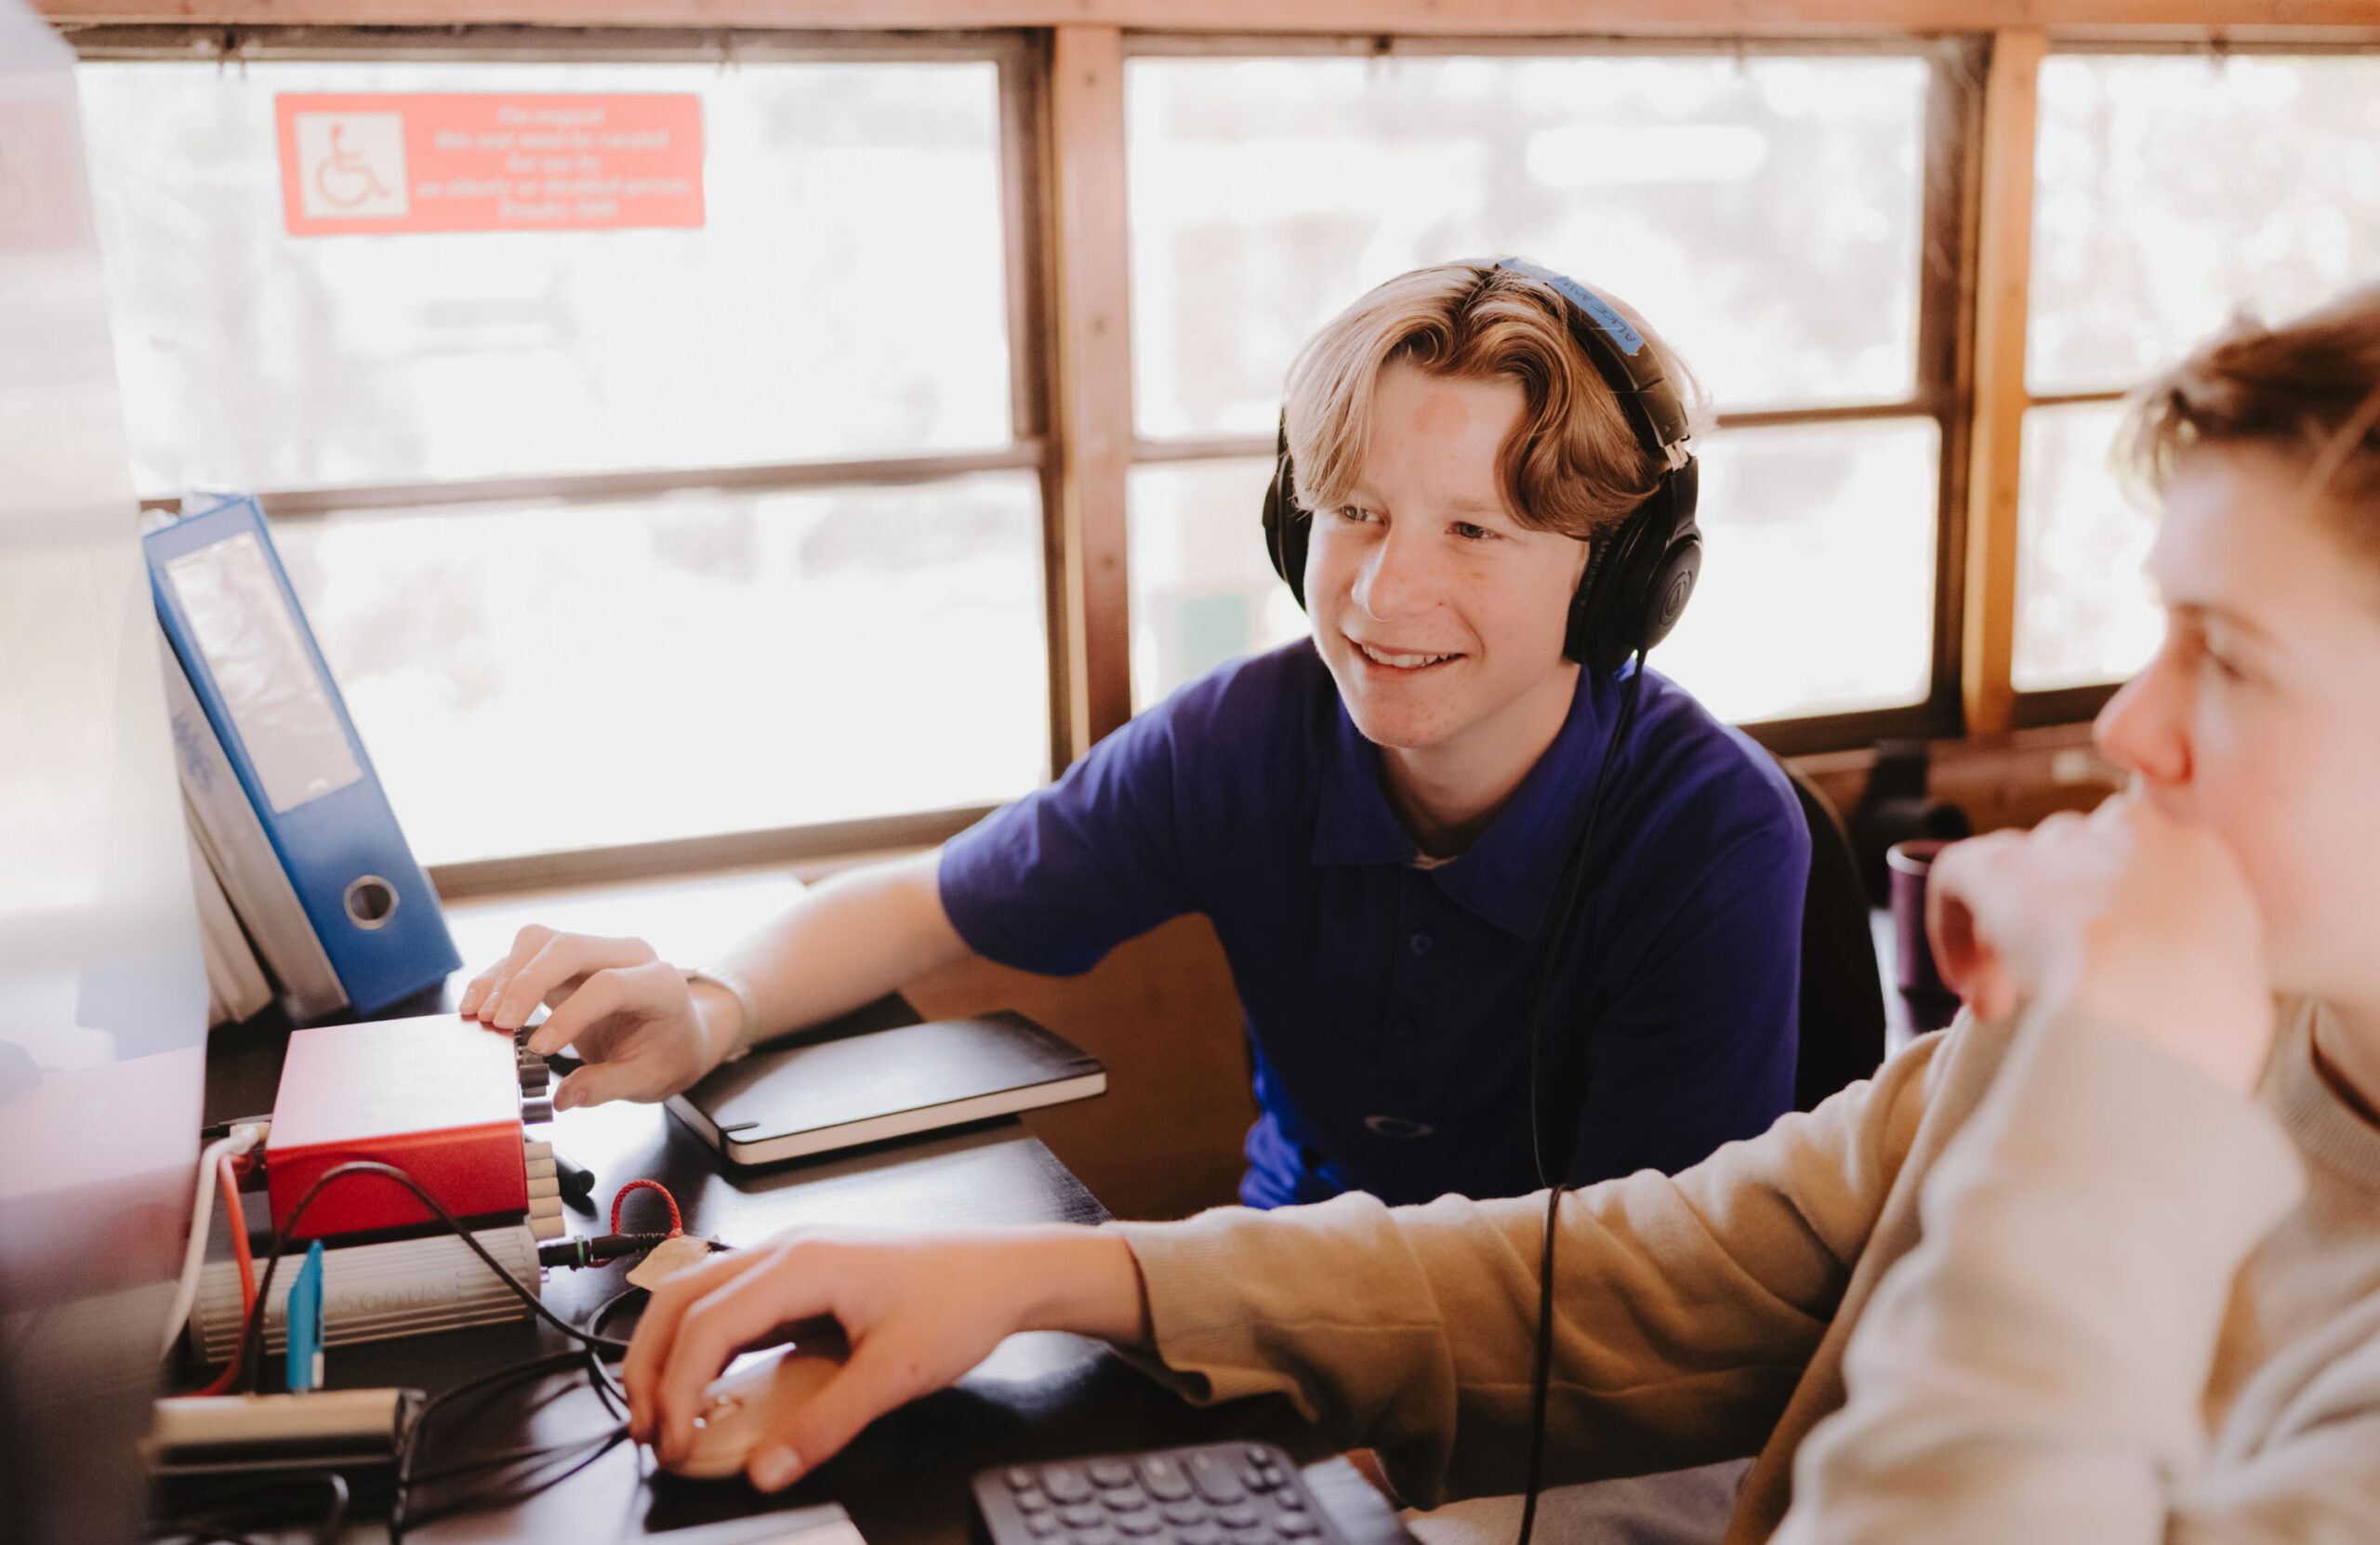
top-left (608, 1179), bottom-right (682, 1237)
top-left (197, 1152), bottom-right (258, 1396)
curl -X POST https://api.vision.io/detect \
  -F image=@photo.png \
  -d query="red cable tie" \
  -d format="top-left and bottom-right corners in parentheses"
top-left (609, 1179), bottom-right (682, 1237)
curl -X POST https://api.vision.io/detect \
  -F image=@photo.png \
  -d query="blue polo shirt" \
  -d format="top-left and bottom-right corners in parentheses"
top-left (939, 640), bottom-right (1807, 1208)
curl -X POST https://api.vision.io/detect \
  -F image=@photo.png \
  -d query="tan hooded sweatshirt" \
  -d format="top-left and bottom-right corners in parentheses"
top-left (1110, 999), bottom-right (2380, 1541)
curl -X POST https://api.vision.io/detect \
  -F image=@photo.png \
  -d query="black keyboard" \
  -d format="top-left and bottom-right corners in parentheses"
top-left (973, 1443), bottom-right (1348, 1545)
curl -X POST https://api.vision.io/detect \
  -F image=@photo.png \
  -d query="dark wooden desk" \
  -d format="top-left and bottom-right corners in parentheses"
top-left (195, 875), bottom-right (1405, 1545)
top-left (377, 1103), bottom-right (1328, 1544)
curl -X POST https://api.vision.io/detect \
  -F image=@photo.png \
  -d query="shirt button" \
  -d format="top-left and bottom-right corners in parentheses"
top-left (1408, 931), bottom-right (1433, 957)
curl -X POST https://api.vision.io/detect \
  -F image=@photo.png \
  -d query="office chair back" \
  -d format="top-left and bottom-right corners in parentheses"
top-left (1776, 757), bottom-right (1890, 1111)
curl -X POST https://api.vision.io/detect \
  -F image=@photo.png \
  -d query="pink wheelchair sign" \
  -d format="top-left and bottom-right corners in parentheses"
top-left (275, 93), bottom-right (704, 236)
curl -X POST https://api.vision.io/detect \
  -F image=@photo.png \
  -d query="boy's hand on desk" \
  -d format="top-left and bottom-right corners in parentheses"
top-left (460, 925), bottom-right (738, 1108)
top-left (624, 1225), bottom-right (1151, 1491)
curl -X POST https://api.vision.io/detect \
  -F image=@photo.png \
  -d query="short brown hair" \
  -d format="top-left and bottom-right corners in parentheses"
top-left (2121, 286), bottom-right (2380, 565)
top-left (1281, 261), bottom-right (1703, 544)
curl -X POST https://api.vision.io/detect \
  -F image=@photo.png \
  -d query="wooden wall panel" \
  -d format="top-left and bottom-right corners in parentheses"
top-left (903, 913), bottom-right (1255, 1222)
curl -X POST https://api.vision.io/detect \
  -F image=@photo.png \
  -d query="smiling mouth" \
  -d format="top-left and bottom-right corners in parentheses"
top-left (1354, 640), bottom-right (1461, 671)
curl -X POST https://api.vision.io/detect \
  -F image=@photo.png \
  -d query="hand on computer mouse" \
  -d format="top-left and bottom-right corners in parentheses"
top-left (458, 925), bottom-right (740, 1108)
top-left (666, 1333), bottom-right (851, 1482)
top-left (624, 1225), bottom-right (1152, 1493)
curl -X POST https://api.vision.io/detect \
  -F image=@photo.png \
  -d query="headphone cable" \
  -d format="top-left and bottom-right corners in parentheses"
top-left (1516, 648), bottom-right (1648, 1545)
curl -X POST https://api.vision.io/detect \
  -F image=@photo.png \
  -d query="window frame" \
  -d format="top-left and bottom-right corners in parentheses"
top-left (55, 15), bottom-right (2380, 892)
top-left (73, 24), bottom-right (1070, 894)
top-left (1112, 30), bottom-right (1987, 758)
top-left (2001, 36), bottom-right (2380, 732)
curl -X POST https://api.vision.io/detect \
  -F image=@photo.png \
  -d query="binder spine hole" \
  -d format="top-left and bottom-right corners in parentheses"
top-left (345, 876), bottom-right (398, 930)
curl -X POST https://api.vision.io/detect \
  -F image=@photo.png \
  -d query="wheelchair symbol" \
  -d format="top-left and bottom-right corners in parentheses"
top-left (312, 124), bottom-right (394, 209)
top-left (291, 111), bottom-right (408, 223)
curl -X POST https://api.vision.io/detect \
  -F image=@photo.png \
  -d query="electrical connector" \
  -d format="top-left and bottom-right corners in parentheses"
top-left (536, 1232), bottom-right (716, 1271)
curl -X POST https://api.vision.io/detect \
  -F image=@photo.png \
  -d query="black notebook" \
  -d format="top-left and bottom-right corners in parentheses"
top-left (665, 1010), bottom-right (1107, 1167)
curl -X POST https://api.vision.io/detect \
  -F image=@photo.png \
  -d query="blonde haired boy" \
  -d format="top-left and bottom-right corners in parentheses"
top-left (467, 260), bottom-right (1809, 1212)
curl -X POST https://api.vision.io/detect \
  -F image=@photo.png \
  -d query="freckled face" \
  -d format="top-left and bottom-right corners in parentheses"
top-left (2094, 445), bottom-right (2380, 1000)
top-left (1304, 360), bottom-right (1588, 758)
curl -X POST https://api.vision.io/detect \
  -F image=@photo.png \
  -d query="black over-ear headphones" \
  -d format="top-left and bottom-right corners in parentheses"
top-left (1260, 257), bottom-right (1701, 677)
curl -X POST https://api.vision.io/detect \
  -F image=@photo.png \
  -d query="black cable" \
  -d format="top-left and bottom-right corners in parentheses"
top-left (1515, 652), bottom-right (1649, 1545)
top-left (390, 1349), bottom-right (592, 1542)
top-left (311, 1472), bottom-right (349, 1545)
top-left (195, 1159), bottom-right (663, 1540)
top-left (588, 1283), bottom-right (648, 1345)
top-left (586, 1343), bottom-right (629, 1417)
top-left (399, 1421), bottom-right (632, 1535)
top-left (210, 1162), bottom-right (641, 1538)
top-left (229, 1160), bottom-right (632, 1395)
top-left (404, 1424), bottom-right (628, 1486)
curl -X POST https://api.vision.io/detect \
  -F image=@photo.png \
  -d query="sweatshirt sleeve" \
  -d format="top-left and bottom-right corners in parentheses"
top-left (1776, 1005), bottom-right (2307, 1545)
top-left (1105, 1031), bottom-right (1945, 1509)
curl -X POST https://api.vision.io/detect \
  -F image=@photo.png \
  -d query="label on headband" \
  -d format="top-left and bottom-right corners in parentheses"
top-left (1502, 259), bottom-right (1646, 357)
top-left (1549, 277), bottom-right (1645, 356)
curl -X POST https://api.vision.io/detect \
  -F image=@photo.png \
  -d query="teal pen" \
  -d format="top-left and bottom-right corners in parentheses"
top-left (285, 1240), bottom-right (326, 1393)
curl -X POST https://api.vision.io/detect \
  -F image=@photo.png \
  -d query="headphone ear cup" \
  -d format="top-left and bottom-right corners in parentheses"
top-left (1568, 499), bottom-right (1656, 673)
top-left (1640, 535), bottom-right (1701, 655)
top-left (1567, 465), bottom-right (1701, 674)
top-left (1262, 441), bottom-right (1310, 612)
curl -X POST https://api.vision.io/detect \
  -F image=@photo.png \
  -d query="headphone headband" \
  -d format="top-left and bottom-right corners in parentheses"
top-left (1488, 257), bottom-right (1693, 469)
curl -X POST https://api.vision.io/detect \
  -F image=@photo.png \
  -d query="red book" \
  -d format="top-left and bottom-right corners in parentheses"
top-left (268, 1015), bottom-right (526, 1239)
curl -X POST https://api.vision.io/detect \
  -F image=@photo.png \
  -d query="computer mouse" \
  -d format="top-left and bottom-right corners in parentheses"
top-left (668, 1332), bottom-right (850, 1482)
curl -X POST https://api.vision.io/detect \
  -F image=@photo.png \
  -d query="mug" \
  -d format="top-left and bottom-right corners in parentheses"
top-left (1886, 838), bottom-right (1960, 1032)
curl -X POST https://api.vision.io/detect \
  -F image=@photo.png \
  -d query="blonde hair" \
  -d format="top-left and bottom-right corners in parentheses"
top-left (2121, 286), bottom-right (2380, 567)
top-left (1281, 261), bottom-right (1704, 543)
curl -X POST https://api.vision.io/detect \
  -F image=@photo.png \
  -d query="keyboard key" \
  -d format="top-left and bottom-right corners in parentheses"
top-left (1189, 1453), bottom-right (1246, 1505)
top-left (1044, 1468), bottom-right (1095, 1504)
top-left (1139, 1455), bottom-right (1196, 1501)
top-left (979, 1443), bottom-right (1328, 1545)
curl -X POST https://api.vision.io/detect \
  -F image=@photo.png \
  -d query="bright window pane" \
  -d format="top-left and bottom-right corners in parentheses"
top-left (274, 473), bottom-right (1049, 865)
top-left (1128, 53), bottom-right (1927, 437)
top-left (2012, 402), bottom-right (2160, 691)
top-left (2030, 54), bottom-right (2380, 395)
top-left (1128, 421), bottom-right (1937, 724)
top-left (77, 59), bottom-right (1012, 495)
top-left (1659, 417), bottom-right (1937, 722)
top-left (1129, 457), bottom-right (1311, 708)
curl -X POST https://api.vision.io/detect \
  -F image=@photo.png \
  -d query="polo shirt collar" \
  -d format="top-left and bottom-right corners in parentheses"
top-left (1310, 664), bottom-right (1623, 940)
top-left (1311, 698), bottom-right (1419, 869)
